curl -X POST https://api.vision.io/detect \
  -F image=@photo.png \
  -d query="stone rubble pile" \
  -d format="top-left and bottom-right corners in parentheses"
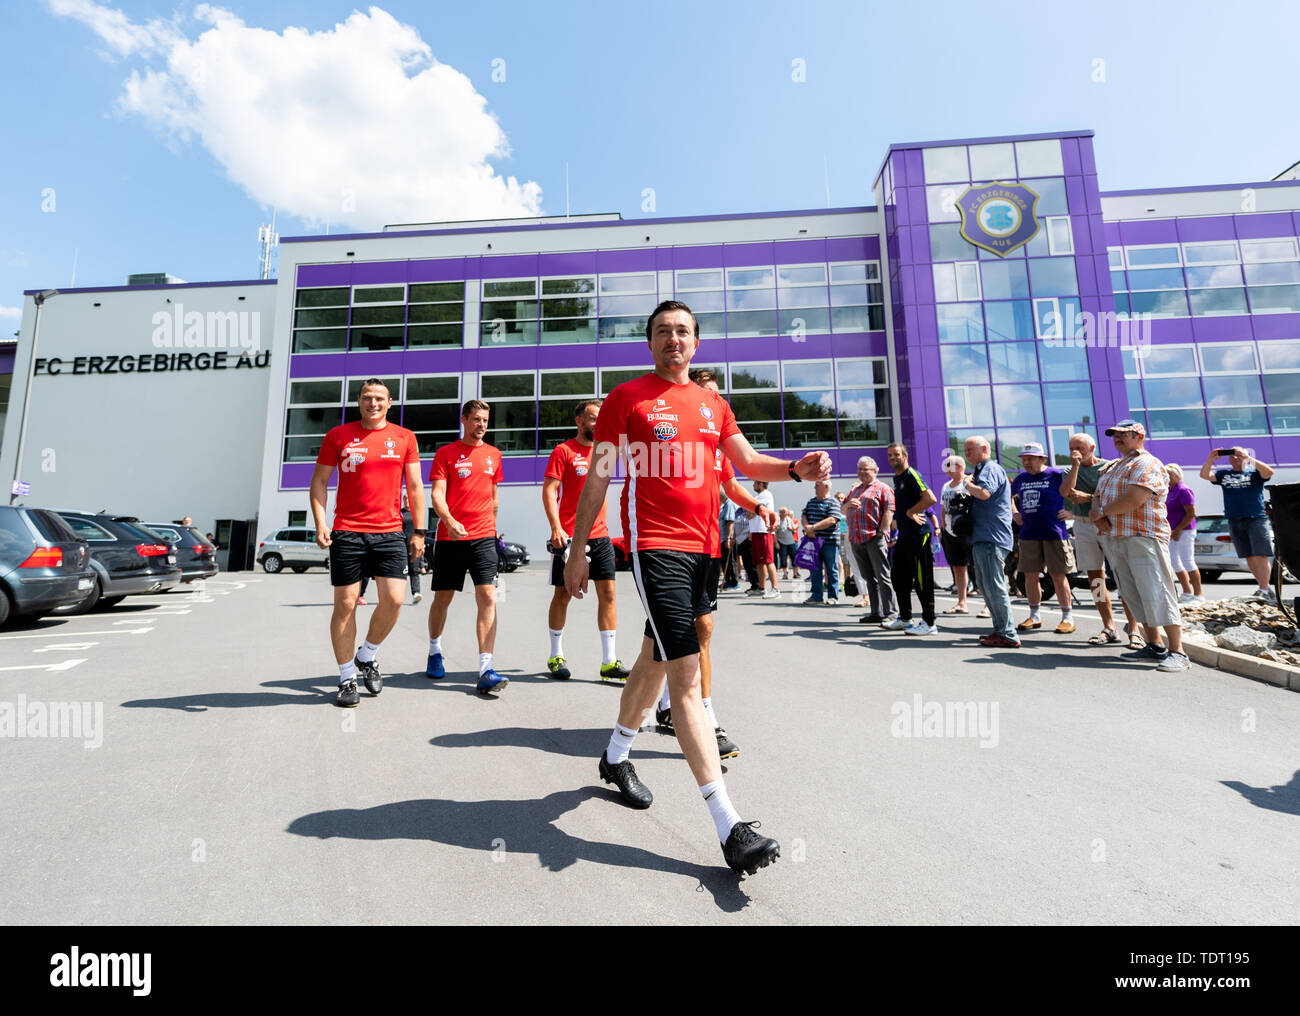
top-left (1179, 597), bottom-right (1300, 667)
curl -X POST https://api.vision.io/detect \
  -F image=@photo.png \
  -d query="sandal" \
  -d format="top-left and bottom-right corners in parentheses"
top-left (1088, 629), bottom-right (1121, 646)
top-left (1127, 631), bottom-right (1144, 650)
top-left (977, 606), bottom-right (991, 618)
top-left (942, 605), bottom-right (969, 614)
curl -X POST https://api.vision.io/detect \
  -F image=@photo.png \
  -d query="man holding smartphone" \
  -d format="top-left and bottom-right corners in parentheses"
top-left (1200, 446), bottom-right (1276, 601)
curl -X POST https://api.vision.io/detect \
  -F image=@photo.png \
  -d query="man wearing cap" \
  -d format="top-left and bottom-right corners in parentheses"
top-left (1199, 446), bottom-right (1277, 602)
top-left (1011, 442), bottom-right (1076, 635)
top-left (1089, 420), bottom-right (1189, 671)
top-left (962, 435), bottom-right (1018, 647)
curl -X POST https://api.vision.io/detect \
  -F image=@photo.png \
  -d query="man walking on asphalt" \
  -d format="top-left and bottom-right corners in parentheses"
top-left (564, 300), bottom-right (829, 876)
top-left (310, 379), bottom-right (425, 708)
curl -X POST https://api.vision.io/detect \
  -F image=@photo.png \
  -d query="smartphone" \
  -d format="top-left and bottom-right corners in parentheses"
top-left (1215, 448), bottom-right (1233, 456)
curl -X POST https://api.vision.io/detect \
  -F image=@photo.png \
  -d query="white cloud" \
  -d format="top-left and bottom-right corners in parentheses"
top-left (52, 3), bottom-right (543, 229)
top-left (0, 306), bottom-right (23, 319)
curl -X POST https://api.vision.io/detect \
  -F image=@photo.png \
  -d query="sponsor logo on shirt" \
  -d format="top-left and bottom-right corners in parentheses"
top-left (456, 467), bottom-right (471, 478)
top-left (575, 465), bottom-right (588, 476)
top-left (653, 422), bottom-right (678, 441)
top-left (646, 412), bottom-right (679, 422)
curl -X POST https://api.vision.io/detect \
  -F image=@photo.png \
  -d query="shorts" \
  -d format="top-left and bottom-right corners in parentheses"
top-left (776, 541), bottom-right (796, 568)
top-left (1229, 517), bottom-right (1273, 559)
top-left (750, 532), bottom-right (774, 566)
top-left (432, 536), bottom-right (498, 591)
top-left (1071, 517), bottom-right (1106, 572)
top-left (1104, 535), bottom-right (1180, 628)
top-left (1168, 528), bottom-right (1198, 573)
top-left (329, 530), bottom-right (408, 587)
top-left (939, 531), bottom-right (969, 567)
top-left (631, 549), bottom-right (713, 662)
top-left (549, 536), bottom-right (616, 586)
top-left (1017, 538), bottom-right (1075, 575)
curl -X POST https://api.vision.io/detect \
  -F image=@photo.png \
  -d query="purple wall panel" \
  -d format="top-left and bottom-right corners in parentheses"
top-left (1071, 213), bottom-right (1093, 254)
top-left (916, 267), bottom-right (935, 304)
top-left (723, 336), bottom-right (779, 361)
top-left (908, 187), bottom-right (929, 226)
top-left (1119, 219), bottom-right (1178, 245)
top-left (346, 351), bottom-right (404, 374)
top-left (720, 243), bottom-right (774, 268)
top-left (673, 246), bottom-right (723, 269)
top-left (352, 262), bottom-right (406, 284)
top-left (1234, 212), bottom-right (1295, 239)
top-left (898, 227), bottom-right (913, 264)
top-left (1066, 176), bottom-right (1087, 215)
top-left (596, 249), bottom-right (658, 273)
top-left (1191, 315), bottom-right (1251, 341)
top-left (773, 239), bottom-right (827, 264)
top-left (827, 236), bottom-right (877, 261)
top-left (656, 248), bottom-right (674, 270)
top-left (281, 463), bottom-right (314, 488)
top-left (1103, 222), bottom-right (1122, 247)
top-left (1252, 313), bottom-right (1300, 339)
top-left (408, 258), bottom-right (468, 282)
top-left (910, 224), bottom-right (931, 262)
top-left (1080, 141), bottom-right (1097, 176)
top-left (480, 254), bottom-right (538, 279)
top-left (0, 348), bottom-right (15, 374)
top-left (1062, 137), bottom-right (1081, 176)
top-left (296, 263), bottom-right (351, 287)
top-left (1174, 217), bottom-right (1236, 242)
top-left (290, 353), bottom-right (348, 378)
top-left (1090, 215), bottom-right (1108, 251)
top-left (1093, 255), bottom-right (1113, 290)
top-left (1076, 256), bottom-right (1098, 296)
top-left (776, 334), bottom-right (833, 359)
top-left (537, 251), bottom-right (597, 276)
top-left (905, 149), bottom-right (924, 180)
top-left (403, 349), bottom-right (468, 373)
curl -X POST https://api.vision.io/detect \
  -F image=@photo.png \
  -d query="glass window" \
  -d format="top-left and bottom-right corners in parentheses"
top-left (782, 360), bottom-right (833, 389)
top-left (410, 282), bottom-right (464, 303)
top-left (1145, 409), bottom-right (1207, 439)
top-left (1022, 177), bottom-right (1068, 216)
top-left (1033, 298), bottom-right (1061, 339)
top-left (352, 285), bottom-right (404, 304)
top-left (726, 268), bottom-right (775, 289)
top-left (1121, 348), bottom-right (1139, 378)
top-left (1264, 372), bottom-right (1300, 403)
top-left (1126, 379), bottom-right (1145, 408)
top-left (830, 262), bottom-right (872, 282)
top-left (346, 377), bottom-right (401, 402)
top-left (983, 300), bottom-right (1035, 341)
top-left (1038, 342), bottom-right (1090, 382)
top-left (988, 342), bottom-right (1039, 383)
top-left (676, 269), bottom-right (722, 290)
top-left (1014, 139), bottom-right (1063, 176)
top-left (481, 372), bottom-right (535, 400)
top-left (1128, 290), bottom-right (1188, 317)
top-left (1107, 249), bottom-right (1124, 269)
top-left (295, 307), bottom-right (349, 329)
top-left (993, 384), bottom-right (1045, 426)
top-left (1139, 344), bottom-right (1197, 376)
top-left (1183, 242), bottom-right (1239, 265)
top-left (955, 261), bottom-right (981, 301)
top-left (1199, 343), bottom-right (1257, 374)
top-left (1245, 261), bottom-right (1300, 286)
top-left (1202, 375), bottom-right (1263, 407)
top-left (945, 387), bottom-right (970, 427)
top-left (726, 287), bottom-right (777, 311)
top-left (730, 363), bottom-right (780, 390)
top-left (1126, 267), bottom-right (1185, 291)
top-left (1028, 258), bottom-right (1079, 296)
top-left (1184, 264), bottom-right (1243, 288)
top-left (483, 279), bottom-right (536, 299)
top-left (940, 344), bottom-right (989, 385)
top-left (292, 328), bottom-right (347, 353)
top-left (1046, 216), bottom-right (1074, 255)
top-left (922, 145), bottom-right (969, 183)
top-left (1208, 406), bottom-right (1269, 437)
top-left (926, 184), bottom-right (963, 222)
top-left (836, 359), bottom-right (887, 387)
top-left (600, 368), bottom-right (645, 394)
top-left (968, 143), bottom-right (1016, 180)
top-left (1248, 285), bottom-right (1300, 313)
top-left (599, 273), bottom-right (655, 293)
top-left (296, 287), bottom-right (349, 308)
top-left (1143, 378), bottom-right (1203, 408)
top-left (289, 380), bottom-right (342, 403)
top-left (1259, 340), bottom-right (1300, 372)
top-left (936, 303), bottom-right (984, 342)
top-left (979, 260), bottom-right (1029, 301)
top-left (1241, 238), bottom-right (1299, 262)
top-left (1126, 245), bottom-right (1181, 269)
top-left (1188, 288), bottom-right (1248, 317)
top-left (777, 265), bottom-right (827, 286)
top-left (930, 223), bottom-right (976, 262)
top-left (1043, 382), bottom-right (1094, 424)
top-left (932, 263), bottom-right (957, 303)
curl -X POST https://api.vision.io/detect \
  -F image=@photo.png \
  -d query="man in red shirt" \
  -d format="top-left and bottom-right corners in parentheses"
top-left (426, 400), bottom-right (506, 695)
top-left (542, 398), bottom-right (631, 683)
top-left (565, 301), bottom-right (830, 876)
top-left (310, 379), bottom-right (425, 708)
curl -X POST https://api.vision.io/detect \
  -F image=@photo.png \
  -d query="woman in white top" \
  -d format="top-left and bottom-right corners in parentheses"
top-left (936, 454), bottom-right (972, 614)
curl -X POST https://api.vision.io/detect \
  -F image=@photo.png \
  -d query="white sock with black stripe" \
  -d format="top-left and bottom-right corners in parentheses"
top-left (701, 779), bottom-right (742, 842)
top-left (605, 723), bottom-right (638, 764)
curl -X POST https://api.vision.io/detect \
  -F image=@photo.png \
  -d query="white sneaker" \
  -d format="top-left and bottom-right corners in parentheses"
top-left (1253, 588), bottom-right (1277, 603)
top-left (905, 621), bottom-right (938, 636)
top-left (412, 592), bottom-right (423, 604)
top-left (1177, 592), bottom-right (1196, 604)
top-left (762, 588), bottom-right (780, 599)
top-left (883, 617), bottom-right (910, 631)
top-left (1156, 651), bottom-right (1191, 672)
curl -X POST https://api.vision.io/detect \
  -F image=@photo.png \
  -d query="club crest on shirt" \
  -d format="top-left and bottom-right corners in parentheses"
top-left (653, 422), bottom-right (678, 441)
top-left (699, 403), bottom-right (714, 421)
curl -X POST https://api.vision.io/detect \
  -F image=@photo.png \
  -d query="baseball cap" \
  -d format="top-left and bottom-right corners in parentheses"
top-left (1104, 418), bottom-right (1147, 437)
top-left (1019, 442), bottom-right (1046, 458)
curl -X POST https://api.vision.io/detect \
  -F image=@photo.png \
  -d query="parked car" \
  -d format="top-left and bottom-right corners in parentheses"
top-left (54, 511), bottom-right (183, 612)
top-left (144, 522), bottom-right (219, 583)
top-left (498, 536), bottom-right (529, 573)
top-left (0, 506), bottom-right (95, 625)
top-left (1194, 515), bottom-right (1294, 583)
top-left (258, 526), bottom-right (328, 573)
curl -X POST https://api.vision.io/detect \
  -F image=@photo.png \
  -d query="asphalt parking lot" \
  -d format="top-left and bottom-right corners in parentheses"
top-left (1, 565), bottom-right (1298, 925)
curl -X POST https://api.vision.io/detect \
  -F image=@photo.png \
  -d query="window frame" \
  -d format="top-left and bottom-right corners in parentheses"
top-left (1124, 244), bottom-right (1182, 270)
top-left (1045, 216), bottom-right (1074, 256)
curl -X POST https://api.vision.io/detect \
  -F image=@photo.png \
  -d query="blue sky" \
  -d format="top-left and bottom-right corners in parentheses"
top-left (2, 0), bottom-right (1298, 327)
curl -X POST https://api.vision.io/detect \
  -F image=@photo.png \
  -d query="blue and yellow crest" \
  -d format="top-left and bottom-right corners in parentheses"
top-left (956, 182), bottom-right (1041, 257)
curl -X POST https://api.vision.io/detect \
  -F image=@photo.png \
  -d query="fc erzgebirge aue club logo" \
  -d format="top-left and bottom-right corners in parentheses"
top-left (653, 422), bottom-right (678, 441)
top-left (956, 182), bottom-right (1040, 257)
top-left (699, 403), bottom-right (714, 421)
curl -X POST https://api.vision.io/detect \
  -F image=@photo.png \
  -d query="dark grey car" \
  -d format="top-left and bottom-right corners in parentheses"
top-left (55, 512), bottom-right (183, 613)
top-left (0, 506), bottom-right (95, 625)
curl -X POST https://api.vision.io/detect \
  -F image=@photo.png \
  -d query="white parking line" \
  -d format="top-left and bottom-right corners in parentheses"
top-left (0, 628), bottom-right (154, 640)
top-left (32, 643), bottom-right (100, 652)
top-left (0, 658), bottom-right (87, 672)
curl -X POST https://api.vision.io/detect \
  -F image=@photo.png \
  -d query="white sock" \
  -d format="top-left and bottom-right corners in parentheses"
top-left (339, 660), bottom-right (357, 684)
top-left (429, 636), bottom-right (442, 656)
top-left (600, 629), bottom-right (617, 665)
top-left (702, 697), bottom-right (719, 728)
top-left (479, 653), bottom-right (493, 676)
top-left (605, 722), bottom-right (638, 764)
top-left (548, 629), bottom-right (564, 658)
top-left (1029, 606), bottom-right (1041, 619)
top-left (658, 682), bottom-right (671, 711)
top-left (701, 779), bottom-right (743, 842)
top-left (356, 640), bottom-right (380, 663)
top-left (1061, 607), bottom-right (1073, 621)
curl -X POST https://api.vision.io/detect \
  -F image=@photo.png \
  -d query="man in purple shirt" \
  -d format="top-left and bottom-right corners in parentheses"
top-left (1011, 443), bottom-right (1076, 634)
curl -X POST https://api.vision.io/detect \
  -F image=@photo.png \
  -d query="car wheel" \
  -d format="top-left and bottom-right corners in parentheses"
top-left (1200, 569), bottom-right (1222, 583)
top-left (97, 595), bottom-right (126, 610)
top-left (63, 579), bottom-right (102, 615)
top-left (291, 565), bottom-right (308, 573)
top-left (0, 587), bottom-right (11, 627)
top-left (262, 554), bottom-right (283, 574)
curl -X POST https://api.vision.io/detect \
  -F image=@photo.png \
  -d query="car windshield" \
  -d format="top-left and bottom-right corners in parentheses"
top-left (120, 522), bottom-right (169, 543)
top-left (1198, 517), bottom-right (1230, 534)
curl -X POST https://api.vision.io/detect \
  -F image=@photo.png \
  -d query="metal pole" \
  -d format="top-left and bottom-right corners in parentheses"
top-left (10, 291), bottom-right (53, 504)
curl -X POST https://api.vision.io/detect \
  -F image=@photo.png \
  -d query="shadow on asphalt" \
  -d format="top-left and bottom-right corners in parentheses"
top-left (430, 726), bottom-right (682, 760)
top-left (122, 675), bottom-right (347, 711)
top-left (1221, 770), bottom-right (1300, 816)
top-left (286, 787), bottom-right (754, 911)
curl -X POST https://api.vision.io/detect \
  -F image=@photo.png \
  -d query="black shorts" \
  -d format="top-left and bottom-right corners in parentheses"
top-left (631, 549), bottom-right (712, 662)
top-left (940, 531), bottom-right (969, 567)
top-left (432, 537), bottom-right (498, 591)
top-left (549, 536), bottom-right (617, 586)
top-left (329, 530), bottom-right (408, 587)
top-left (704, 556), bottom-right (721, 613)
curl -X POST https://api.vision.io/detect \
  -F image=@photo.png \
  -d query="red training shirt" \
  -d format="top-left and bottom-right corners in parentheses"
top-left (596, 373), bottom-right (740, 554)
top-left (316, 420), bottom-right (420, 533)
top-left (429, 440), bottom-right (503, 541)
top-left (544, 438), bottom-right (609, 540)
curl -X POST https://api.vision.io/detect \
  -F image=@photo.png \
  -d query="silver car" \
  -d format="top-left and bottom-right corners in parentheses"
top-left (1193, 515), bottom-right (1292, 583)
top-left (257, 526), bottom-right (329, 574)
